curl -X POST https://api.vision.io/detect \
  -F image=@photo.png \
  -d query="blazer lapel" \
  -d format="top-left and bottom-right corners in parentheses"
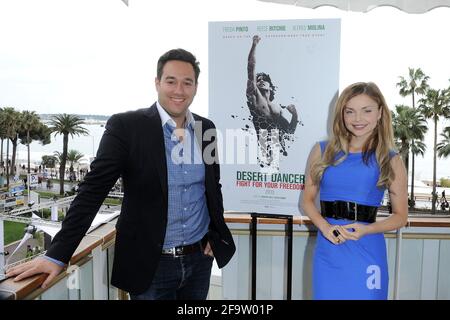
top-left (143, 104), bottom-right (168, 203)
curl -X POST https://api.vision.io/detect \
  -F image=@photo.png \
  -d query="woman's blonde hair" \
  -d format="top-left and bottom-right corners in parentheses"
top-left (310, 82), bottom-right (395, 188)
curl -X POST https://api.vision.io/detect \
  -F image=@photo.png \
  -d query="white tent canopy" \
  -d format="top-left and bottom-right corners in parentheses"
top-left (257, 0), bottom-right (450, 13)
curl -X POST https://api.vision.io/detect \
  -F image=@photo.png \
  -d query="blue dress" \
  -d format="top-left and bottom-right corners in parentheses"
top-left (313, 141), bottom-right (393, 300)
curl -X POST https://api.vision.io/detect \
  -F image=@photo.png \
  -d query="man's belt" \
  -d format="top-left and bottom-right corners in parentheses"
top-left (320, 200), bottom-right (378, 223)
top-left (161, 241), bottom-right (202, 257)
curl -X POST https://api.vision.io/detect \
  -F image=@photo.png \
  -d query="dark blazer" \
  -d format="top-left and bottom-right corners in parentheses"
top-left (46, 104), bottom-right (236, 294)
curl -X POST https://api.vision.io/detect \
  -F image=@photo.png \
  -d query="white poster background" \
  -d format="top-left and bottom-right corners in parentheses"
top-left (209, 19), bottom-right (340, 215)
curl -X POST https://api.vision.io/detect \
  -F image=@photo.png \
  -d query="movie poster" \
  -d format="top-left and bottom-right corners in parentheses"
top-left (209, 19), bottom-right (340, 215)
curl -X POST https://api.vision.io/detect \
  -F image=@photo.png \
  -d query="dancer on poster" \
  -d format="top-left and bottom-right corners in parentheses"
top-left (246, 35), bottom-right (299, 170)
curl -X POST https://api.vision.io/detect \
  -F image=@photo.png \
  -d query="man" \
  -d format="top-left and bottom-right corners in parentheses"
top-left (6, 48), bottom-right (236, 300)
top-left (247, 35), bottom-right (299, 169)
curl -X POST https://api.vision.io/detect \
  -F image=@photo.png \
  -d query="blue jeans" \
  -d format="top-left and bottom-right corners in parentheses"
top-left (130, 250), bottom-right (213, 300)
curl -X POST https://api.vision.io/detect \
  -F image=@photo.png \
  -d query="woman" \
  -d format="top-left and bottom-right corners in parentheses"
top-left (302, 82), bottom-right (408, 299)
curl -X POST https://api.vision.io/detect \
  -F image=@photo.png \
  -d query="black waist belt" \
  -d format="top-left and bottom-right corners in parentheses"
top-left (161, 241), bottom-right (202, 257)
top-left (320, 200), bottom-right (378, 223)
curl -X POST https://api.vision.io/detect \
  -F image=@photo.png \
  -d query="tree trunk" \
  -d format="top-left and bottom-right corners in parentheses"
top-left (27, 130), bottom-right (31, 174)
top-left (59, 134), bottom-right (69, 195)
top-left (410, 91), bottom-right (416, 208)
top-left (432, 117), bottom-right (438, 214)
top-left (10, 137), bottom-right (17, 177)
top-left (6, 139), bottom-right (9, 187)
top-left (0, 138), bottom-right (3, 169)
top-left (401, 140), bottom-right (409, 186)
top-left (410, 143), bottom-right (415, 208)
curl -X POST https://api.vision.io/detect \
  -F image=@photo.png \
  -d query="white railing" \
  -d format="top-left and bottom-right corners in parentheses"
top-left (1, 210), bottom-right (449, 300)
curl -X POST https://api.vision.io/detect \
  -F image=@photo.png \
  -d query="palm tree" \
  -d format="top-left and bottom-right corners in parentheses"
top-left (49, 114), bottom-right (89, 195)
top-left (0, 107), bottom-right (20, 187)
top-left (41, 155), bottom-right (58, 170)
top-left (9, 132), bottom-right (19, 177)
top-left (53, 151), bottom-right (65, 174)
top-left (18, 110), bottom-right (42, 173)
top-left (0, 109), bottom-right (6, 173)
top-left (437, 126), bottom-right (450, 158)
top-left (419, 88), bottom-right (450, 213)
top-left (396, 68), bottom-right (429, 206)
top-left (391, 105), bottom-right (428, 207)
top-left (41, 154), bottom-right (58, 182)
top-left (66, 149), bottom-right (84, 178)
top-left (53, 151), bottom-right (65, 179)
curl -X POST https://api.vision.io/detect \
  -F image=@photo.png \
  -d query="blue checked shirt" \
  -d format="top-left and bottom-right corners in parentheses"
top-left (156, 102), bottom-right (210, 249)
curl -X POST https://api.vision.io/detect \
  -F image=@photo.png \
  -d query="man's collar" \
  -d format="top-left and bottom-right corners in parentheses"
top-left (156, 101), bottom-right (195, 129)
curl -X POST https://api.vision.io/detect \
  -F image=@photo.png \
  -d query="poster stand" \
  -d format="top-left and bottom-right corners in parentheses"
top-left (250, 212), bottom-right (293, 300)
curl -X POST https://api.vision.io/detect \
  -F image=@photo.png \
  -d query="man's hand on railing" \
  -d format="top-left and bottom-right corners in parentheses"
top-left (5, 257), bottom-right (64, 289)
